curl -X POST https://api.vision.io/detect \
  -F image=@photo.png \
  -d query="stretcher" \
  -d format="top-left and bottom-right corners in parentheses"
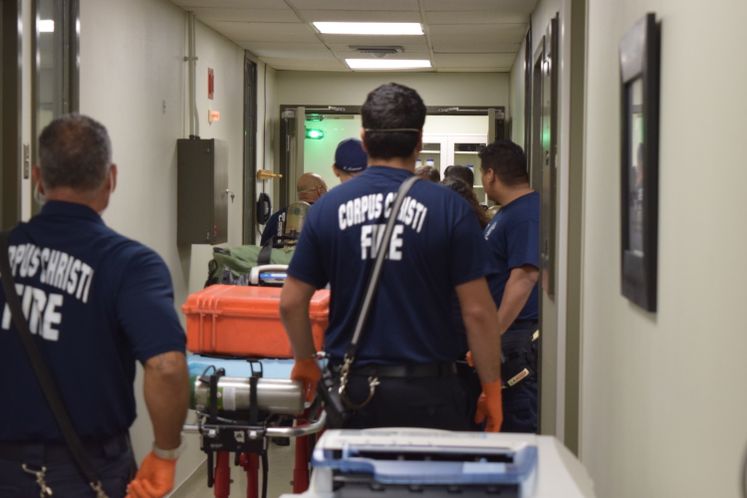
top-left (183, 355), bottom-right (326, 498)
top-left (280, 428), bottom-right (595, 498)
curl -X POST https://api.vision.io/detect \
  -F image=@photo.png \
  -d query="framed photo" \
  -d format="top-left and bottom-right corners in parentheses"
top-left (619, 13), bottom-right (660, 312)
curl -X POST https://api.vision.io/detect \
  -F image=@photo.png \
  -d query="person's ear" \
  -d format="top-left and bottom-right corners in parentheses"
top-left (332, 164), bottom-right (341, 179)
top-left (108, 164), bottom-right (118, 194)
top-left (359, 127), bottom-right (366, 144)
top-left (31, 165), bottom-right (44, 194)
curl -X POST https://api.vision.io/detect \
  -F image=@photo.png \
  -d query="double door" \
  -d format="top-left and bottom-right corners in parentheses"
top-left (419, 134), bottom-right (488, 202)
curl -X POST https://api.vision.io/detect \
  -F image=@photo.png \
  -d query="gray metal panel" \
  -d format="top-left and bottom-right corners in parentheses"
top-left (177, 138), bottom-right (228, 245)
top-left (212, 139), bottom-right (228, 244)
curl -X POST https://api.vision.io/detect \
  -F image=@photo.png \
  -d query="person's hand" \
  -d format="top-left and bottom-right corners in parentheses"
top-left (465, 351), bottom-right (474, 367)
top-left (126, 452), bottom-right (176, 498)
top-left (291, 357), bottom-right (321, 402)
top-left (474, 379), bottom-right (503, 432)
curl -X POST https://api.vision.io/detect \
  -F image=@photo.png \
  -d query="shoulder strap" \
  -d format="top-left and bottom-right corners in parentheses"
top-left (0, 231), bottom-right (108, 498)
top-left (345, 175), bottom-right (420, 358)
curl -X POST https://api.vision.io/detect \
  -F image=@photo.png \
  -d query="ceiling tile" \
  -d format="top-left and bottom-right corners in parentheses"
top-left (321, 34), bottom-right (430, 49)
top-left (423, 0), bottom-right (537, 13)
top-left (429, 23), bottom-right (526, 52)
top-left (187, 7), bottom-right (300, 22)
top-left (173, 0), bottom-right (290, 9)
top-left (301, 10), bottom-right (422, 22)
top-left (287, 0), bottom-right (419, 11)
top-left (425, 10), bottom-right (528, 24)
top-left (243, 43), bottom-right (333, 59)
top-left (258, 57), bottom-right (348, 71)
top-left (330, 47), bottom-right (431, 59)
top-left (202, 21), bottom-right (319, 43)
top-left (433, 52), bottom-right (516, 69)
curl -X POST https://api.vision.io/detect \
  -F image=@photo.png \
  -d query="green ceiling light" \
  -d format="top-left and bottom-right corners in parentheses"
top-left (305, 128), bottom-right (325, 140)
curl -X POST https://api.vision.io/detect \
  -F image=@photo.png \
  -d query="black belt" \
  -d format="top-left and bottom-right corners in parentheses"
top-left (0, 432), bottom-right (130, 464)
top-left (339, 362), bottom-right (458, 378)
top-left (510, 319), bottom-right (538, 329)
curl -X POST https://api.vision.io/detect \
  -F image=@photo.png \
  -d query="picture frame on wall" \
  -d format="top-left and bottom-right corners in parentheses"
top-left (619, 13), bottom-right (661, 312)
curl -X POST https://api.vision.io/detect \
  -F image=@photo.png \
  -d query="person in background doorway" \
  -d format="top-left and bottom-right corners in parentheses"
top-left (444, 164), bottom-right (475, 189)
top-left (415, 165), bottom-right (441, 182)
top-left (0, 114), bottom-right (189, 498)
top-left (332, 138), bottom-right (368, 183)
top-left (281, 82), bottom-right (503, 432)
top-left (259, 173), bottom-right (327, 247)
top-left (480, 139), bottom-right (540, 433)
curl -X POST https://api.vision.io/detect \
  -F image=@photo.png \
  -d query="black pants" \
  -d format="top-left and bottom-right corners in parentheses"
top-left (342, 374), bottom-right (470, 431)
top-left (0, 434), bottom-right (134, 498)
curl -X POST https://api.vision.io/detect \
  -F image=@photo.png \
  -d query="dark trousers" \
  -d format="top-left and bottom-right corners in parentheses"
top-left (502, 374), bottom-right (538, 433)
top-left (343, 374), bottom-right (470, 431)
top-left (0, 434), bottom-right (134, 498)
top-left (457, 323), bottom-right (540, 434)
top-left (501, 324), bottom-right (539, 433)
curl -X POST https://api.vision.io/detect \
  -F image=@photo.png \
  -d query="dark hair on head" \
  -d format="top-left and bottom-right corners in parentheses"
top-left (415, 165), bottom-right (440, 182)
top-left (442, 177), bottom-right (490, 228)
top-left (443, 164), bottom-right (474, 187)
top-left (478, 139), bottom-right (528, 186)
top-left (39, 114), bottom-right (112, 191)
top-left (361, 83), bottom-right (426, 160)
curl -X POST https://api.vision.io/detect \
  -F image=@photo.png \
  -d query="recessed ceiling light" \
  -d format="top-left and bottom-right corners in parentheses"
top-left (38, 20), bottom-right (55, 33)
top-left (345, 59), bottom-right (432, 70)
top-left (314, 22), bottom-right (423, 36)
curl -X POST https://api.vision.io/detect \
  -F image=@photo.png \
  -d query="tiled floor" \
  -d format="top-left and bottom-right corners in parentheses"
top-left (173, 441), bottom-right (296, 498)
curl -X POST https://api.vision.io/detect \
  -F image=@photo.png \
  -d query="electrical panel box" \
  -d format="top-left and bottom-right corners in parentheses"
top-left (177, 138), bottom-right (228, 245)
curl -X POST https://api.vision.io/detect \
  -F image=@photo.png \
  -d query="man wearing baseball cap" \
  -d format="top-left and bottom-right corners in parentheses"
top-left (332, 138), bottom-right (368, 183)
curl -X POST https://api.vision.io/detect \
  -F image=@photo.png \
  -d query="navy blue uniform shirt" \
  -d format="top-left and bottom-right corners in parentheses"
top-left (288, 166), bottom-right (494, 365)
top-left (484, 191), bottom-right (540, 321)
top-left (259, 208), bottom-right (286, 247)
top-left (0, 201), bottom-right (185, 442)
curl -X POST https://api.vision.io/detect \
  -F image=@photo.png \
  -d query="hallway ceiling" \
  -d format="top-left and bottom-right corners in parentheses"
top-left (170, 0), bottom-right (537, 72)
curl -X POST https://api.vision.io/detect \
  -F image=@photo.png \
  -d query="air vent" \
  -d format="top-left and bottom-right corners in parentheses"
top-left (349, 45), bottom-right (404, 58)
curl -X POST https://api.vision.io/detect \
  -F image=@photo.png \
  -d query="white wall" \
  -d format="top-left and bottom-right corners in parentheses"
top-left (509, 38), bottom-right (526, 146)
top-left (276, 71), bottom-right (509, 108)
top-left (580, 1), bottom-right (747, 497)
top-left (79, 0), bottom-right (244, 487)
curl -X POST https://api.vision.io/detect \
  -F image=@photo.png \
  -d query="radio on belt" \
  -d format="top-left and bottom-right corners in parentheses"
top-left (281, 428), bottom-right (595, 498)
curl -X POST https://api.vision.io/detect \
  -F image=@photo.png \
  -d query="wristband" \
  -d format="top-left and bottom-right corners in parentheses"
top-left (152, 440), bottom-right (184, 460)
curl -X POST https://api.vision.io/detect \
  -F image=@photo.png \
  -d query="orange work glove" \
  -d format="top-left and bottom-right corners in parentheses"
top-left (474, 379), bottom-right (503, 432)
top-left (126, 452), bottom-right (177, 498)
top-left (291, 357), bottom-right (321, 403)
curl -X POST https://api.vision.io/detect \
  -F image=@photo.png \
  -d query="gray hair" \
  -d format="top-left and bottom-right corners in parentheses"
top-left (38, 114), bottom-right (112, 191)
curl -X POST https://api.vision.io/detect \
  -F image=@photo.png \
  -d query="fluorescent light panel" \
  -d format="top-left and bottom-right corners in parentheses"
top-left (314, 22), bottom-right (423, 36)
top-left (345, 58), bottom-right (431, 70)
top-left (38, 19), bottom-right (55, 33)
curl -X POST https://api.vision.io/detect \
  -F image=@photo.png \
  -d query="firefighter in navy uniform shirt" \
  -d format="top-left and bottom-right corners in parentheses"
top-left (0, 115), bottom-right (189, 498)
top-left (280, 83), bottom-right (504, 431)
top-left (479, 140), bottom-right (541, 433)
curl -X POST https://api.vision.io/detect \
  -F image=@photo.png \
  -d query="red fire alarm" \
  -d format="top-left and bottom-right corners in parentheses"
top-left (208, 68), bottom-right (215, 100)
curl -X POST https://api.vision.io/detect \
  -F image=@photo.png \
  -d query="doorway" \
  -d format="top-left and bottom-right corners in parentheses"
top-left (278, 105), bottom-right (505, 207)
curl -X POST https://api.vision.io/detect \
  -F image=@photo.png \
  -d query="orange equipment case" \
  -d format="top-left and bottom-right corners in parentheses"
top-left (183, 284), bottom-right (330, 358)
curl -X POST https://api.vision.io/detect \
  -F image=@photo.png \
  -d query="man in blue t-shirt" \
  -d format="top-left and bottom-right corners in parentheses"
top-left (0, 115), bottom-right (188, 498)
top-left (480, 140), bottom-right (540, 433)
top-left (280, 83), bottom-right (504, 431)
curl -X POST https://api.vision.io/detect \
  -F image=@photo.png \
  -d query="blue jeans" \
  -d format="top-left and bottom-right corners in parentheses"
top-left (0, 435), bottom-right (134, 498)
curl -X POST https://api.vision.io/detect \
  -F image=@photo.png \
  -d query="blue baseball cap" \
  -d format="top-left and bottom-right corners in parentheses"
top-left (334, 139), bottom-right (368, 173)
